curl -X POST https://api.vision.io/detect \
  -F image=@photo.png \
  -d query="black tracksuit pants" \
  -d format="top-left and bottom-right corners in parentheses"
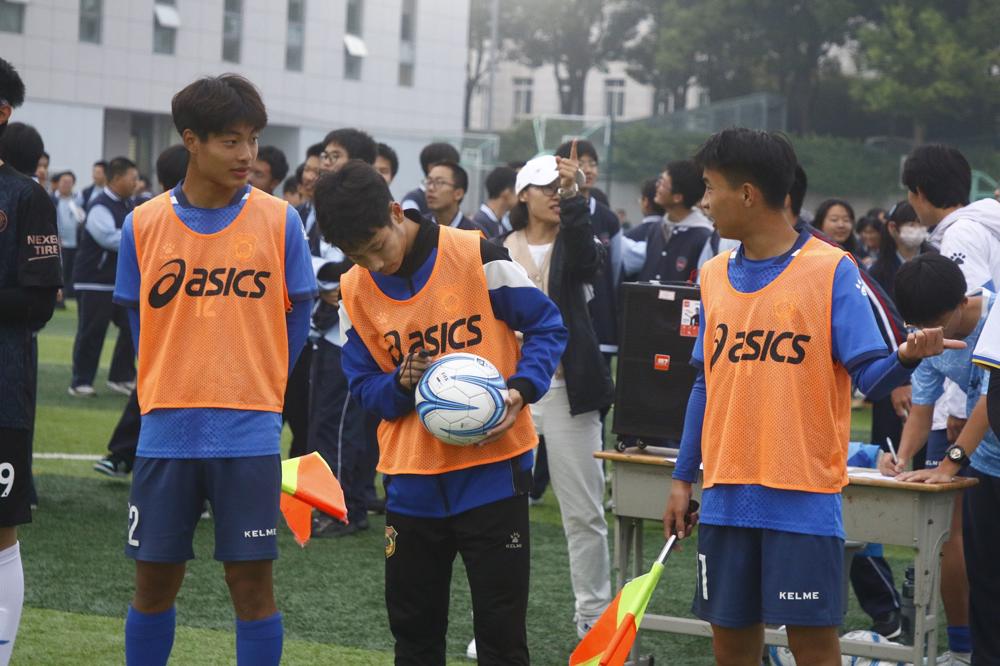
top-left (964, 468), bottom-right (1000, 665)
top-left (385, 494), bottom-right (530, 666)
top-left (71, 289), bottom-right (134, 387)
top-left (107, 389), bottom-right (140, 463)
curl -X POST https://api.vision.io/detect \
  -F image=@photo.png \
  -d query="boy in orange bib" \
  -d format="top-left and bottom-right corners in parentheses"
top-left (314, 161), bottom-right (567, 665)
top-left (663, 128), bottom-right (963, 665)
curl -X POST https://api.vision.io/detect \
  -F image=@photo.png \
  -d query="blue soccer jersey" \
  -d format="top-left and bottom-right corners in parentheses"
top-left (674, 229), bottom-right (912, 538)
top-left (114, 184), bottom-right (317, 458)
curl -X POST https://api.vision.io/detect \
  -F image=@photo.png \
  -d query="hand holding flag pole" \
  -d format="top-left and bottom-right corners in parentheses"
top-left (569, 536), bottom-right (678, 666)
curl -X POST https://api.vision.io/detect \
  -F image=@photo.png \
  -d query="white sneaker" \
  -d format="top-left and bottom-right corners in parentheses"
top-left (465, 638), bottom-right (477, 659)
top-left (106, 380), bottom-right (134, 396)
top-left (936, 651), bottom-right (972, 665)
top-left (576, 620), bottom-right (595, 640)
top-left (68, 385), bottom-right (96, 397)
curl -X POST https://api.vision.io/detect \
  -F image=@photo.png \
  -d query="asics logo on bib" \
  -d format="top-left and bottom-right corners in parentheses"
top-left (148, 258), bottom-right (271, 308)
top-left (384, 315), bottom-right (484, 365)
top-left (709, 323), bottom-right (811, 368)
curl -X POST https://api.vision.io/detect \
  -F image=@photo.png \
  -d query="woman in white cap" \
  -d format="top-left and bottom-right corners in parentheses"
top-left (498, 141), bottom-right (615, 638)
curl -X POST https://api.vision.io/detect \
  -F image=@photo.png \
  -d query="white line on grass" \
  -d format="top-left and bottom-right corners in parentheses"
top-left (33, 453), bottom-right (101, 461)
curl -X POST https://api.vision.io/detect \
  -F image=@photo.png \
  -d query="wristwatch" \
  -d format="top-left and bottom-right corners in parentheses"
top-left (944, 444), bottom-right (970, 468)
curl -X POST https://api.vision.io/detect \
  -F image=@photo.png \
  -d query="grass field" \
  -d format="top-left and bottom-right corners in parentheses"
top-left (16, 302), bottom-right (907, 665)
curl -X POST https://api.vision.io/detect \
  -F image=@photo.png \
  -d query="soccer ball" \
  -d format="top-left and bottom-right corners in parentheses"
top-left (767, 629), bottom-right (907, 666)
top-left (415, 352), bottom-right (509, 446)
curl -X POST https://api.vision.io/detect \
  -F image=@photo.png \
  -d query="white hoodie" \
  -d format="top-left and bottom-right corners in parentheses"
top-left (929, 197), bottom-right (1000, 293)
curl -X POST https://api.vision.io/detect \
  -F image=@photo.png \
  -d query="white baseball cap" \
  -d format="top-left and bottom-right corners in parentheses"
top-left (515, 155), bottom-right (559, 195)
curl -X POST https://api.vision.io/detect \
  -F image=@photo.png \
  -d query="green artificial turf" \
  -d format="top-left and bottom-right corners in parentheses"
top-left (18, 303), bottom-right (914, 665)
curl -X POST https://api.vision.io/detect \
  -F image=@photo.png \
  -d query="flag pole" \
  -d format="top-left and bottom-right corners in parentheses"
top-left (655, 535), bottom-right (677, 566)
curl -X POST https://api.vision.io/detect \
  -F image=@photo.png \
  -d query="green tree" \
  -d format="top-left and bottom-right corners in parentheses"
top-left (505, 0), bottom-right (643, 115)
top-left (465, 0), bottom-right (515, 129)
top-left (851, 2), bottom-right (998, 143)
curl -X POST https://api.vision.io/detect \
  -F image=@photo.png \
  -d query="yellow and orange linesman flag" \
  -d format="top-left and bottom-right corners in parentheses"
top-left (279, 452), bottom-right (348, 547)
top-left (569, 537), bottom-right (676, 666)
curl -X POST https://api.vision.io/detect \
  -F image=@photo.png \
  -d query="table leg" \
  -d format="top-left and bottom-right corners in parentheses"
top-left (913, 518), bottom-right (950, 664)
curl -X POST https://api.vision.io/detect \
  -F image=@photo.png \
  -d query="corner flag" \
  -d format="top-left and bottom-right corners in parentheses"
top-left (279, 452), bottom-right (348, 547)
top-left (569, 536), bottom-right (676, 666)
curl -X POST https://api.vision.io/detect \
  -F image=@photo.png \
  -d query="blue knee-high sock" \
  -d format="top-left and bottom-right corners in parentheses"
top-left (235, 613), bottom-right (283, 666)
top-left (947, 625), bottom-right (972, 654)
top-left (125, 606), bottom-right (175, 666)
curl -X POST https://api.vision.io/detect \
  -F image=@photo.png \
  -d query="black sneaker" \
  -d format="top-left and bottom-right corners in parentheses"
top-left (93, 455), bottom-right (132, 478)
top-left (367, 497), bottom-right (386, 515)
top-left (314, 516), bottom-right (369, 538)
top-left (871, 610), bottom-right (901, 640)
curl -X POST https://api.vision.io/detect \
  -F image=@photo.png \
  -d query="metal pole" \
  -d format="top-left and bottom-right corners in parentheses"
top-left (655, 535), bottom-right (677, 565)
top-left (485, 0), bottom-right (499, 131)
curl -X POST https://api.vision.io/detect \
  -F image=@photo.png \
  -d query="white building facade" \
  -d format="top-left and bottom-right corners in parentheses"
top-left (467, 59), bottom-right (704, 132)
top-left (1, 0), bottom-right (469, 200)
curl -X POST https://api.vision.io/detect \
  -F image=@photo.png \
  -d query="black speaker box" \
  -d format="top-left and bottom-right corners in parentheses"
top-left (613, 281), bottom-right (701, 441)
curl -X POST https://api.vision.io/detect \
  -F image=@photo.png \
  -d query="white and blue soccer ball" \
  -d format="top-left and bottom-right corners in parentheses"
top-left (767, 630), bottom-right (908, 666)
top-left (415, 353), bottom-right (508, 446)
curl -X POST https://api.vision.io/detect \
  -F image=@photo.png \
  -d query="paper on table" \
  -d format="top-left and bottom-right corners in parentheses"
top-left (848, 469), bottom-right (901, 481)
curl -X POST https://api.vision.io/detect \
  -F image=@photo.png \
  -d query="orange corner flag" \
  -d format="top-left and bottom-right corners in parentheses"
top-left (279, 452), bottom-right (348, 547)
top-left (569, 537), bottom-right (676, 666)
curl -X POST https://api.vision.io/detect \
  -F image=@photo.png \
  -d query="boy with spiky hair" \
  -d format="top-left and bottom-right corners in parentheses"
top-left (114, 74), bottom-right (315, 665)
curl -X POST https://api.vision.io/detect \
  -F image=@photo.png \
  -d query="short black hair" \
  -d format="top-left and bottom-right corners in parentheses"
top-left (419, 142), bottom-right (460, 174)
top-left (555, 140), bottom-right (599, 164)
top-left (314, 160), bottom-right (393, 251)
top-left (0, 58), bottom-right (26, 108)
top-left (94, 160), bottom-right (108, 169)
top-left (789, 164), bottom-right (807, 217)
top-left (55, 170), bottom-right (76, 183)
top-left (693, 128), bottom-right (797, 209)
top-left (323, 128), bottom-right (377, 165)
top-left (641, 178), bottom-right (665, 216)
top-left (856, 215), bottom-right (882, 234)
top-left (902, 144), bottom-right (971, 209)
top-left (257, 145), bottom-right (289, 182)
top-left (39, 150), bottom-right (49, 162)
top-left (107, 156), bottom-right (137, 182)
top-left (282, 174), bottom-right (299, 195)
top-left (665, 160), bottom-right (706, 208)
top-left (306, 142), bottom-right (324, 159)
top-left (814, 198), bottom-right (855, 227)
top-left (894, 253), bottom-right (967, 326)
top-left (430, 160), bottom-right (468, 200)
top-left (485, 166), bottom-right (516, 199)
top-left (887, 200), bottom-right (917, 225)
top-left (376, 142), bottom-right (399, 177)
top-left (155, 144), bottom-right (189, 190)
top-left (0, 122), bottom-right (44, 174)
top-left (171, 74), bottom-right (267, 140)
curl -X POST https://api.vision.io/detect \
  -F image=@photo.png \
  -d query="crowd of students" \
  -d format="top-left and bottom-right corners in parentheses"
top-left (2, 56), bottom-right (1000, 666)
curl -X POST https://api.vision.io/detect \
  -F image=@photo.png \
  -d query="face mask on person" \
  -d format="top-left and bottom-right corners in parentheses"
top-left (898, 225), bottom-right (928, 249)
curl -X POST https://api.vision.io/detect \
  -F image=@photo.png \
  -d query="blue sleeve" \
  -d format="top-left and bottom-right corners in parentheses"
top-left (832, 257), bottom-right (890, 368)
top-left (622, 236), bottom-right (647, 277)
top-left (341, 326), bottom-right (415, 420)
top-left (85, 204), bottom-right (122, 251)
top-left (284, 205), bottom-right (318, 301)
top-left (488, 281), bottom-right (567, 404)
top-left (910, 357), bottom-right (945, 406)
top-left (673, 371), bottom-right (705, 482)
top-left (127, 306), bottom-right (139, 355)
top-left (285, 299), bottom-right (311, 376)
top-left (113, 215), bottom-right (140, 307)
top-left (849, 351), bottom-right (914, 400)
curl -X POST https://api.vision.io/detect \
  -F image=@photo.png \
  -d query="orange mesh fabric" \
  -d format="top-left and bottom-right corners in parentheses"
top-left (699, 237), bottom-right (851, 493)
top-left (341, 225), bottom-right (537, 475)
top-left (133, 189), bottom-right (291, 414)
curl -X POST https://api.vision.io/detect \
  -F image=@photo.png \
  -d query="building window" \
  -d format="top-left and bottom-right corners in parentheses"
top-left (513, 78), bottom-right (533, 117)
top-left (0, 0), bottom-right (25, 34)
top-left (153, 1), bottom-right (180, 55)
top-left (222, 0), bottom-right (243, 63)
top-left (79, 0), bottom-right (102, 43)
top-left (398, 0), bottom-right (415, 87)
top-left (604, 78), bottom-right (625, 118)
top-left (286, 0), bottom-right (305, 71)
top-left (343, 0), bottom-right (364, 80)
